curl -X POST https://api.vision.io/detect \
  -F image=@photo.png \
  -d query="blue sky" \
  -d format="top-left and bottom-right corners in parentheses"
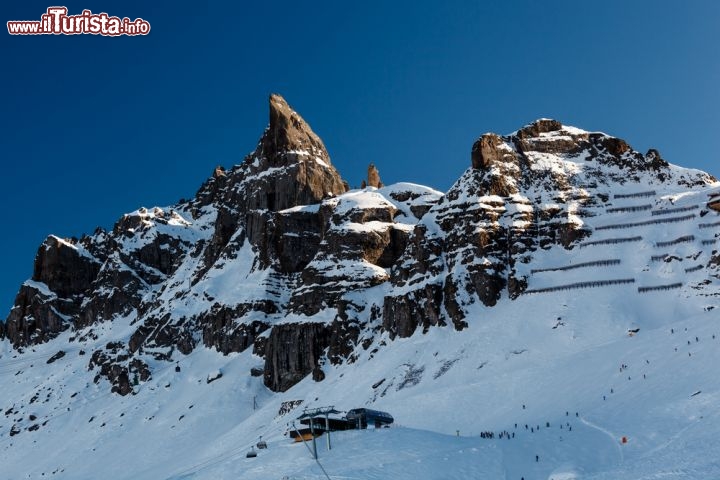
top-left (1, 0), bottom-right (718, 316)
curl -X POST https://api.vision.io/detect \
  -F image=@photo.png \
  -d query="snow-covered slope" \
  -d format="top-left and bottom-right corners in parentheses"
top-left (2, 102), bottom-right (720, 479)
top-left (2, 277), bottom-right (719, 479)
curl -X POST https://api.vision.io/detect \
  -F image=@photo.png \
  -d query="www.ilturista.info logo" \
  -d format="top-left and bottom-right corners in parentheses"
top-left (7, 7), bottom-right (150, 36)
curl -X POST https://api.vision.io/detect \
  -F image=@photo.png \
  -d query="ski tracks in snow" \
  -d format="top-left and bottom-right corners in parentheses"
top-left (579, 416), bottom-right (624, 465)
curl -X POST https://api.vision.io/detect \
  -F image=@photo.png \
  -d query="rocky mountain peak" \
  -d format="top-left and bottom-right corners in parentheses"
top-left (200, 94), bottom-right (349, 213)
top-left (516, 118), bottom-right (564, 137)
top-left (468, 118), bottom-right (716, 191)
top-left (261, 93), bottom-right (333, 169)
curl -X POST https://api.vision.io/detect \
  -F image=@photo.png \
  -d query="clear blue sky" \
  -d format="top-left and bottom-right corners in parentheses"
top-left (1, 1), bottom-right (719, 316)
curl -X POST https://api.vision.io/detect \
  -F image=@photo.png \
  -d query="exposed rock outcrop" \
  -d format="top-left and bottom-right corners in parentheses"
top-left (367, 163), bottom-right (383, 188)
top-left (263, 323), bottom-right (331, 392)
top-left (4, 236), bottom-right (101, 347)
top-left (708, 193), bottom-right (720, 213)
top-left (87, 342), bottom-right (147, 396)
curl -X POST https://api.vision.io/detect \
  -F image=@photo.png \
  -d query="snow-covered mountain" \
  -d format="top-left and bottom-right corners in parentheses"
top-left (1, 95), bottom-right (720, 479)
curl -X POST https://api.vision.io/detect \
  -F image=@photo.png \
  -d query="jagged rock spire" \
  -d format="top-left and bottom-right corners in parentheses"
top-left (240, 94), bottom-right (348, 211)
top-left (260, 93), bottom-right (334, 168)
top-left (367, 163), bottom-right (383, 188)
top-left (195, 94), bottom-right (349, 212)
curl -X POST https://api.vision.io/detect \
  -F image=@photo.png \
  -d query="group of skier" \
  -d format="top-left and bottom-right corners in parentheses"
top-left (498, 325), bottom-right (718, 480)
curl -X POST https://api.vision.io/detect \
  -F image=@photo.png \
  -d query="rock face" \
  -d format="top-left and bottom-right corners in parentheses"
top-left (4, 236), bottom-right (101, 347)
top-left (263, 323), bottom-right (331, 392)
top-left (3, 108), bottom-right (719, 395)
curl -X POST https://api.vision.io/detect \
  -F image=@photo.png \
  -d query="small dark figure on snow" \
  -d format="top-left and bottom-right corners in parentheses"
top-left (535, 455), bottom-right (539, 462)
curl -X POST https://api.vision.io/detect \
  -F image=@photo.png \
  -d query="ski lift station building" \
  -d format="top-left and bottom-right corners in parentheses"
top-left (345, 408), bottom-right (394, 429)
top-left (290, 408), bottom-right (394, 442)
